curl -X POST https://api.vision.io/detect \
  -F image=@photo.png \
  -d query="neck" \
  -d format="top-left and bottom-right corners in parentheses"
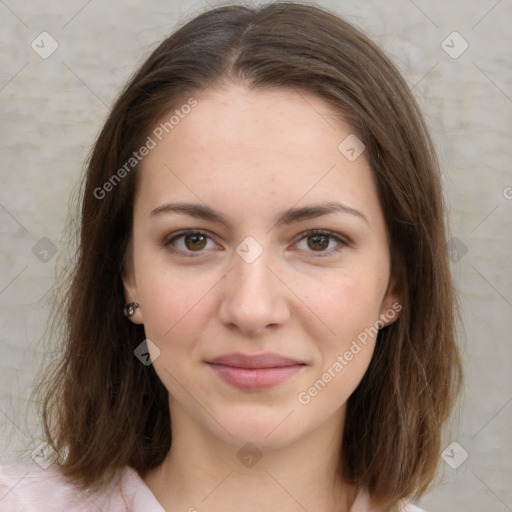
top-left (143, 402), bottom-right (357, 512)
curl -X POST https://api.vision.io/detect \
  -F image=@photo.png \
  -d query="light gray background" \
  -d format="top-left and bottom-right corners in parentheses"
top-left (1, 0), bottom-right (511, 510)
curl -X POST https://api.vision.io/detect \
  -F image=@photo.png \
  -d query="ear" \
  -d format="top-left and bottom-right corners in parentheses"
top-left (378, 275), bottom-right (402, 328)
top-left (121, 246), bottom-right (144, 325)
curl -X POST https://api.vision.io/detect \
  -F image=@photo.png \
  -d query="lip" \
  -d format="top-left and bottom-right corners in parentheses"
top-left (208, 352), bottom-right (304, 368)
top-left (206, 352), bottom-right (306, 391)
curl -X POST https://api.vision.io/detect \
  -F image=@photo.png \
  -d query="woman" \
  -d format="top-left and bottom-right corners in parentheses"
top-left (0, 2), bottom-right (462, 511)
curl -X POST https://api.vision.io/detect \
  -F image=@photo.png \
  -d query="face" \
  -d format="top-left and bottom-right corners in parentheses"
top-left (123, 83), bottom-right (400, 451)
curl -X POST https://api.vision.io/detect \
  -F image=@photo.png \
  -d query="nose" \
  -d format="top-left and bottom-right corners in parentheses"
top-left (218, 249), bottom-right (291, 336)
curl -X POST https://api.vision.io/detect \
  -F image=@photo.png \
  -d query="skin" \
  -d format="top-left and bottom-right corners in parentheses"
top-left (123, 82), bottom-right (401, 512)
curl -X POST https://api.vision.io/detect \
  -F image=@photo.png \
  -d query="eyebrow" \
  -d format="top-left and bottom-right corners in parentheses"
top-left (148, 200), bottom-right (368, 228)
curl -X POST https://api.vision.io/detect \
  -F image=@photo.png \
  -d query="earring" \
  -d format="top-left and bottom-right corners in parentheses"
top-left (123, 302), bottom-right (140, 318)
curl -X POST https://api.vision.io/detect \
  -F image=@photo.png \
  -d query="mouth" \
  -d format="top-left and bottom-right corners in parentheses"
top-left (206, 352), bottom-right (307, 391)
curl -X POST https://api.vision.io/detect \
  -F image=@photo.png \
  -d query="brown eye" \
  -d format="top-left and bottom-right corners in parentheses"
top-left (294, 230), bottom-right (347, 257)
top-left (164, 230), bottom-right (217, 257)
top-left (184, 233), bottom-right (207, 251)
top-left (307, 234), bottom-right (330, 251)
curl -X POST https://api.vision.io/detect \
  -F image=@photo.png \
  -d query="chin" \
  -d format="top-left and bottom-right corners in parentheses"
top-left (227, 428), bottom-right (299, 453)
top-left (213, 408), bottom-right (304, 449)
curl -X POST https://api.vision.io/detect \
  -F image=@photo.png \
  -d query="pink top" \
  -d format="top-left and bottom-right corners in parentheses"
top-left (0, 463), bottom-right (426, 511)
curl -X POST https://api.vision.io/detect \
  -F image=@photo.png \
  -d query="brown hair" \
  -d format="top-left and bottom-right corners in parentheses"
top-left (32, 2), bottom-right (462, 509)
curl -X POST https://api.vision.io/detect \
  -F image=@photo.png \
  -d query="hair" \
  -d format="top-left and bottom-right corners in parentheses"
top-left (32, 2), bottom-right (462, 509)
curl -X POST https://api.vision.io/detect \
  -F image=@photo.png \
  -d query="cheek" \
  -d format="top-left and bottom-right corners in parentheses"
top-left (138, 274), bottom-right (214, 342)
top-left (307, 267), bottom-right (386, 333)
top-left (302, 267), bottom-right (388, 380)
top-left (298, 272), bottom-right (384, 407)
top-left (133, 241), bottom-right (223, 347)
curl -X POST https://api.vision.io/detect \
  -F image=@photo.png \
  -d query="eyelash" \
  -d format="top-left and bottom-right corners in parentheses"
top-left (162, 229), bottom-right (349, 258)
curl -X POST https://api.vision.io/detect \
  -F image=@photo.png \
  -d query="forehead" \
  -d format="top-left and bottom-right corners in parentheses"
top-left (165, 84), bottom-right (350, 166)
top-left (135, 83), bottom-right (380, 224)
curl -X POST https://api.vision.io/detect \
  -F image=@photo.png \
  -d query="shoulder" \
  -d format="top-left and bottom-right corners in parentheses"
top-left (403, 503), bottom-right (427, 512)
top-left (399, 503), bottom-right (427, 512)
top-left (351, 488), bottom-right (428, 512)
top-left (0, 462), bottom-right (127, 512)
top-left (0, 463), bottom-right (165, 512)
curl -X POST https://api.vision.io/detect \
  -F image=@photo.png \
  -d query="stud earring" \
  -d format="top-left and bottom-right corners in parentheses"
top-left (123, 302), bottom-right (140, 318)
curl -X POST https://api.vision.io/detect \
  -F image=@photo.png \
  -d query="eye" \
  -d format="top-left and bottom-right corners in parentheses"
top-left (164, 230), bottom-right (218, 257)
top-left (293, 230), bottom-right (348, 257)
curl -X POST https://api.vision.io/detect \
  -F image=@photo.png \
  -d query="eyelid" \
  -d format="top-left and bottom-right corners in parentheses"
top-left (163, 228), bottom-right (349, 257)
